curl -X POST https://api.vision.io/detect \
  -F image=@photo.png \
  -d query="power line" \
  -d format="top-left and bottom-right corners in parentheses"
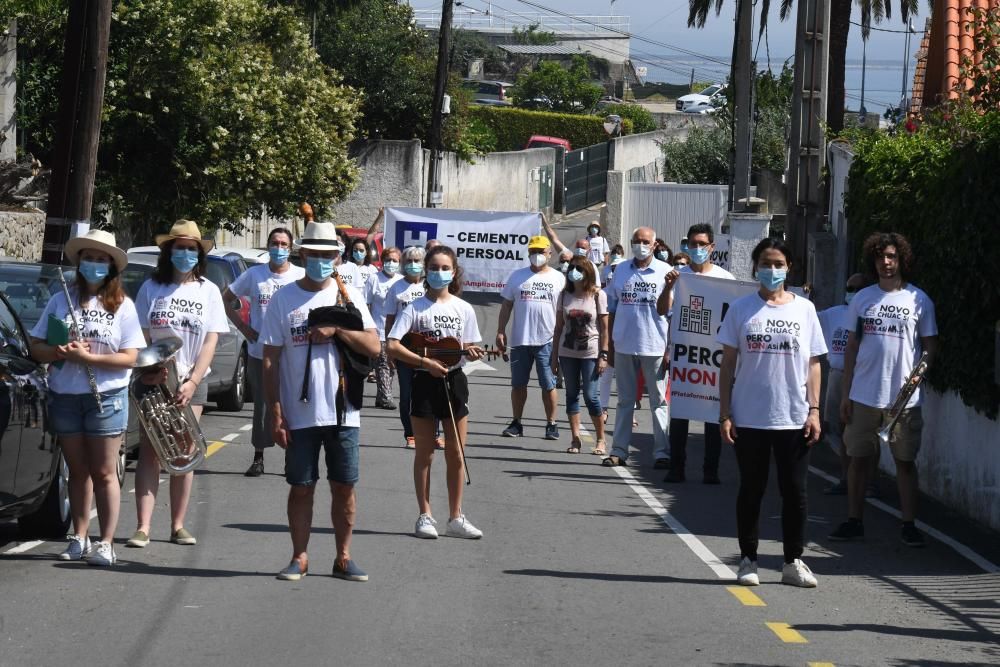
top-left (850, 20), bottom-right (920, 34)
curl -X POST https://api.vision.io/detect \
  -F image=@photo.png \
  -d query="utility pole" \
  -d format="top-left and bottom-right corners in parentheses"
top-left (426, 0), bottom-right (454, 208)
top-left (41, 0), bottom-right (113, 264)
top-left (730, 0), bottom-right (754, 212)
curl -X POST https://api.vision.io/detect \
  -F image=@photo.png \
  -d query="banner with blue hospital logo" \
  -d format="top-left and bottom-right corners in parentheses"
top-left (385, 207), bottom-right (541, 293)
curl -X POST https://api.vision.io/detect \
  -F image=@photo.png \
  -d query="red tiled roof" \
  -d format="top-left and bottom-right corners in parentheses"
top-left (920, 0), bottom-right (1000, 110)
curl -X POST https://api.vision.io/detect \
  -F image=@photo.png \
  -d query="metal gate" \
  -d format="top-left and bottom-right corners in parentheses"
top-left (563, 142), bottom-right (609, 214)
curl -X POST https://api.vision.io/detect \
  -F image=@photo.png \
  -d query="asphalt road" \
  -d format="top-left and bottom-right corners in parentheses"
top-left (2, 210), bottom-right (999, 666)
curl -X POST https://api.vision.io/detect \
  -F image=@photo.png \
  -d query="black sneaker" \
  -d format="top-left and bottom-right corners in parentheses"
top-left (828, 520), bottom-right (864, 541)
top-left (663, 468), bottom-right (686, 483)
top-left (901, 524), bottom-right (926, 548)
top-left (502, 420), bottom-right (523, 437)
top-left (653, 458), bottom-right (671, 470)
top-left (544, 423), bottom-right (560, 440)
top-left (245, 459), bottom-right (264, 477)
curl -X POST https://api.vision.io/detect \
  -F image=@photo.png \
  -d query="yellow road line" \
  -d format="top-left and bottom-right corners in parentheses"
top-left (766, 622), bottom-right (808, 644)
top-left (206, 440), bottom-right (226, 458)
top-left (726, 586), bottom-right (766, 606)
top-left (808, 662), bottom-right (836, 667)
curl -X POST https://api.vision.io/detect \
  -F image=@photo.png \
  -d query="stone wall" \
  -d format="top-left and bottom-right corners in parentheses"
top-left (0, 210), bottom-right (44, 261)
top-left (327, 139), bottom-right (425, 229)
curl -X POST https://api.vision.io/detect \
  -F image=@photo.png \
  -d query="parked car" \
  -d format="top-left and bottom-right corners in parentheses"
top-left (211, 246), bottom-right (269, 265)
top-left (525, 135), bottom-right (571, 152)
top-left (471, 98), bottom-right (512, 107)
top-left (519, 95), bottom-right (553, 111)
top-left (461, 79), bottom-right (514, 102)
top-left (123, 251), bottom-right (250, 414)
top-left (590, 96), bottom-right (624, 114)
top-left (0, 263), bottom-right (72, 537)
top-left (334, 227), bottom-right (385, 269)
top-left (676, 84), bottom-right (726, 113)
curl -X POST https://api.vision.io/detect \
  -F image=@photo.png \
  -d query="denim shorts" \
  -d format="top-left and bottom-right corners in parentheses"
top-left (286, 425), bottom-right (360, 486)
top-left (510, 343), bottom-right (557, 390)
top-left (48, 386), bottom-right (129, 438)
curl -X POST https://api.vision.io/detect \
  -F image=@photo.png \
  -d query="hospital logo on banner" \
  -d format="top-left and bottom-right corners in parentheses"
top-left (678, 295), bottom-right (712, 335)
top-left (395, 221), bottom-right (438, 249)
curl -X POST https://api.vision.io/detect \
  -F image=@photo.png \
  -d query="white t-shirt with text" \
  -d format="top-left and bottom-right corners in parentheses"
top-left (587, 236), bottom-right (609, 265)
top-left (717, 293), bottom-right (828, 429)
top-left (135, 279), bottom-right (230, 380)
top-left (818, 304), bottom-right (851, 372)
top-left (228, 262), bottom-right (305, 359)
top-left (385, 279), bottom-right (426, 321)
top-left (30, 292), bottom-right (146, 394)
top-left (847, 284), bottom-right (937, 409)
top-left (260, 281), bottom-right (376, 430)
top-left (500, 266), bottom-right (566, 347)
top-left (366, 271), bottom-right (404, 338)
top-left (606, 258), bottom-right (671, 356)
top-left (387, 295), bottom-right (482, 371)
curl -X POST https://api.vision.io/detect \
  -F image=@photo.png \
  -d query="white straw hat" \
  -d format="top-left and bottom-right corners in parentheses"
top-left (294, 221), bottom-right (344, 252)
top-left (64, 229), bottom-right (129, 273)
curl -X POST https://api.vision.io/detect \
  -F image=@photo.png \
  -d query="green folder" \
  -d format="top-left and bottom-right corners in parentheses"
top-left (46, 314), bottom-right (70, 369)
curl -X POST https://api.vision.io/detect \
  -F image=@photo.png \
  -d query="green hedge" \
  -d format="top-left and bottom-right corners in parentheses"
top-left (469, 106), bottom-right (633, 152)
top-left (844, 112), bottom-right (1000, 418)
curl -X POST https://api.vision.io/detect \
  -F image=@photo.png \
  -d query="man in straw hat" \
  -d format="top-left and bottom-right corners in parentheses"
top-left (261, 220), bottom-right (379, 582)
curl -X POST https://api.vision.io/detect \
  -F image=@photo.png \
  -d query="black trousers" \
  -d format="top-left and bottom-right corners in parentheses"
top-left (669, 418), bottom-right (722, 474)
top-left (733, 427), bottom-right (810, 563)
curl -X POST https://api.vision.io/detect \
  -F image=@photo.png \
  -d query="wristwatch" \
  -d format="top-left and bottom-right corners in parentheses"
top-left (599, 350), bottom-right (609, 360)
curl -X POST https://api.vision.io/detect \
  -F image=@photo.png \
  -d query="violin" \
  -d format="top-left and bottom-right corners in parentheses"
top-left (400, 332), bottom-right (504, 368)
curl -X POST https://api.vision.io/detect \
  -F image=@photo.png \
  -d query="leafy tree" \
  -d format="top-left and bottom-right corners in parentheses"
top-left (511, 24), bottom-right (557, 45)
top-left (11, 0), bottom-right (360, 242)
top-left (512, 56), bottom-right (603, 113)
top-left (600, 103), bottom-right (657, 133)
top-left (450, 28), bottom-right (505, 78)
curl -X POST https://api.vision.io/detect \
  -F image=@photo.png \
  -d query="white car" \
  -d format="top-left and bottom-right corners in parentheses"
top-left (676, 84), bottom-right (726, 114)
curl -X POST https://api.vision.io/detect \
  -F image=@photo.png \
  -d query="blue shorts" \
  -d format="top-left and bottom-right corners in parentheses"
top-left (286, 426), bottom-right (360, 486)
top-left (48, 386), bottom-right (129, 438)
top-left (510, 343), bottom-right (557, 391)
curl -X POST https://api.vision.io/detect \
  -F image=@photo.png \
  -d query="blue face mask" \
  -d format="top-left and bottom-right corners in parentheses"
top-left (568, 268), bottom-right (584, 283)
top-left (382, 261), bottom-right (399, 275)
top-left (306, 256), bottom-right (335, 281)
top-left (426, 270), bottom-right (453, 290)
top-left (404, 262), bottom-right (423, 277)
top-left (171, 249), bottom-right (199, 273)
top-left (689, 246), bottom-right (710, 265)
top-left (79, 260), bottom-right (110, 284)
top-left (757, 267), bottom-right (787, 291)
top-left (352, 249), bottom-right (366, 262)
top-left (844, 292), bottom-right (855, 305)
top-left (269, 247), bottom-right (290, 265)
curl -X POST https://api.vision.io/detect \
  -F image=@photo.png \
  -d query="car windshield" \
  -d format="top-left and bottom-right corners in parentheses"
top-left (120, 262), bottom-right (154, 300)
top-left (699, 85), bottom-right (722, 97)
top-left (0, 263), bottom-right (77, 331)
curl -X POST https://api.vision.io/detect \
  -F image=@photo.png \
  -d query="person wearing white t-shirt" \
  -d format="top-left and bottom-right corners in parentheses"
top-left (585, 222), bottom-right (611, 267)
top-left (346, 236), bottom-right (378, 293)
top-left (224, 226), bottom-right (305, 477)
top-left (129, 220), bottom-right (230, 550)
top-left (717, 238), bottom-right (826, 589)
top-left (496, 235), bottom-right (566, 440)
top-left (388, 245), bottom-right (487, 540)
top-left (384, 246), bottom-right (429, 448)
top-left (262, 221), bottom-right (380, 583)
top-left (601, 226), bottom-right (672, 467)
top-left (817, 272), bottom-right (867, 495)
top-left (367, 245), bottom-right (404, 410)
top-left (658, 223), bottom-right (736, 482)
top-left (29, 230), bottom-right (146, 566)
top-left (829, 233), bottom-right (938, 548)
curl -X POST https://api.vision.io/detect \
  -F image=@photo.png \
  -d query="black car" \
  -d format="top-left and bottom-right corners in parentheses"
top-left (0, 265), bottom-right (70, 538)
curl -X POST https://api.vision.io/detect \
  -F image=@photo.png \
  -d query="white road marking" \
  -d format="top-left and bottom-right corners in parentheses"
top-left (221, 433), bottom-right (240, 442)
top-left (808, 466), bottom-right (1000, 573)
top-left (463, 360), bottom-right (496, 375)
top-left (2, 507), bottom-right (97, 556)
top-left (239, 424), bottom-right (253, 432)
top-left (613, 466), bottom-right (736, 580)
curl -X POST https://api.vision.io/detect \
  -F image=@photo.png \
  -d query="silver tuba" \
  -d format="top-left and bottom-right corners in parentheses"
top-left (129, 336), bottom-right (207, 475)
top-left (878, 351), bottom-right (930, 446)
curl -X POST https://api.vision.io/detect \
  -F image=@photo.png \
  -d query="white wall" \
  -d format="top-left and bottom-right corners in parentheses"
top-left (435, 147), bottom-right (555, 216)
top-left (610, 130), bottom-right (665, 182)
top-left (620, 183), bottom-right (731, 250)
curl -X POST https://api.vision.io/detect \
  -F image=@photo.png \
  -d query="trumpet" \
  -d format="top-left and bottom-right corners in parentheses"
top-left (878, 351), bottom-right (929, 446)
top-left (129, 336), bottom-right (207, 475)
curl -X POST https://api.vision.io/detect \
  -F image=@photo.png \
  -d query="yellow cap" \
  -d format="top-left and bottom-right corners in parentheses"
top-left (528, 235), bottom-right (550, 249)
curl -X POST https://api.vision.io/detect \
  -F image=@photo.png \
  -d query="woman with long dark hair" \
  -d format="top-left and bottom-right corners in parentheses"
top-left (30, 230), bottom-right (145, 566)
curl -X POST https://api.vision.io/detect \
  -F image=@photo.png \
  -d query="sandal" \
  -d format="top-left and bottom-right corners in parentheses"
top-left (566, 437), bottom-right (582, 454)
top-left (592, 440), bottom-right (606, 456)
top-left (601, 455), bottom-right (624, 467)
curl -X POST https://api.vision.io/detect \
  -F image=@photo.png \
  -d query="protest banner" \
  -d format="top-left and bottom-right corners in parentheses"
top-left (669, 272), bottom-right (757, 422)
top-left (709, 234), bottom-right (731, 272)
top-left (385, 208), bottom-right (540, 293)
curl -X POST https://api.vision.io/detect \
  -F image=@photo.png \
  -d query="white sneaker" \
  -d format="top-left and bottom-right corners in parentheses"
top-left (781, 558), bottom-right (818, 588)
top-left (446, 515), bottom-right (483, 539)
top-left (414, 513), bottom-right (439, 539)
top-left (737, 557), bottom-right (759, 586)
top-left (87, 541), bottom-right (117, 567)
top-left (59, 535), bottom-right (91, 561)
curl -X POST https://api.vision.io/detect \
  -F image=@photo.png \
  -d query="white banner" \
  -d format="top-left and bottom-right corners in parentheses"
top-left (669, 272), bottom-right (758, 422)
top-left (709, 234), bottom-right (730, 272)
top-left (384, 207), bottom-right (541, 293)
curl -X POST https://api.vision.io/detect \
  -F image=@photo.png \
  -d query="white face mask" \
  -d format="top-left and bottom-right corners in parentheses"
top-left (529, 253), bottom-right (548, 268)
top-left (574, 247), bottom-right (588, 257)
top-left (632, 243), bottom-right (651, 260)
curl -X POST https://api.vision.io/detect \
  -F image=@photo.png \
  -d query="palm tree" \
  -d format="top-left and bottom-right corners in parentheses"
top-left (686, 0), bottom-right (921, 132)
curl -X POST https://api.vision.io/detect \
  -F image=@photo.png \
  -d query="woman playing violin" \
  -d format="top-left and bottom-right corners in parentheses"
top-left (387, 246), bottom-right (485, 540)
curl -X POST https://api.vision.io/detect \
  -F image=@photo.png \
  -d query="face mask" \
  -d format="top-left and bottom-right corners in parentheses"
top-left (632, 243), bottom-right (651, 260)
top-left (654, 250), bottom-right (668, 262)
top-left (844, 291), bottom-right (855, 305)
top-left (675, 263), bottom-right (688, 271)
top-left (680, 242), bottom-right (689, 252)
top-left (574, 247), bottom-right (588, 257)
top-left (757, 267), bottom-right (787, 291)
top-left (79, 260), bottom-right (110, 284)
top-left (269, 247), bottom-right (290, 265)
top-left (568, 268), bottom-right (584, 283)
top-left (426, 270), bottom-right (453, 290)
top-left (404, 261), bottom-right (423, 277)
top-left (559, 261), bottom-right (569, 273)
top-left (306, 256), bottom-right (335, 281)
top-left (171, 248), bottom-right (199, 273)
top-left (382, 261), bottom-right (399, 275)
top-left (529, 253), bottom-right (548, 268)
top-left (352, 249), bottom-right (366, 262)
top-left (689, 246), bottom-right (710, 265)
top-left (611, 254), bottom-right (622, 263)
top-left (588, 227), bottom-right (598, 236)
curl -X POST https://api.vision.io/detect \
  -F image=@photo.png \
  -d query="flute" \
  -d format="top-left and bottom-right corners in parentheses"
top-left (56, 266), bottom-right (104, 414)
